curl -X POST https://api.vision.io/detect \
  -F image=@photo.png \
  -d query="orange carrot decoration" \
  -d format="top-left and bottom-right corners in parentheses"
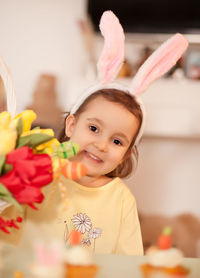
top-left (68, 230), bottom-right (81, 245)
top-left (157, 226), bottom-right (172, 250)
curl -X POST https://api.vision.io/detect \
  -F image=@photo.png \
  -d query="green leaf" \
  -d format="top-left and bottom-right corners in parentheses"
top-left (16, 136), bottom-right (30, 148)
top-left (1, 195), bottom-right (22, 212)
top-left (16, 117), bottom-right (23, 137)
top-left (0, 155), bottom-right (6, 176)
top-left (3, 163), bottom-right (13, 174)
top-left (0, 183), bottom-right (11, 196)
top-left (0, 183), bottom-right (22, 212)
top-left (16, 134), bottom-right (54, 148)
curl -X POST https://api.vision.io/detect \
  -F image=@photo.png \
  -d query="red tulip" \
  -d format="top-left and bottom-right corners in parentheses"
top-left (0, 146), bottom-right (53, 208)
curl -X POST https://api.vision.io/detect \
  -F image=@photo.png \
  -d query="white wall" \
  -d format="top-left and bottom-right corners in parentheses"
top-left (126, 137), bottom-right (200, 218)
top-left (0, 0), bottom-right (89, 113)
top-left (123, 78), bottom-right (200, 218)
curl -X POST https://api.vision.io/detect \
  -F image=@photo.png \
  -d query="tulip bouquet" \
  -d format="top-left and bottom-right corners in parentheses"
top-left (0, 54), bottom-right (87, 235)
top-left (0, 110), bottom-right (87, 234)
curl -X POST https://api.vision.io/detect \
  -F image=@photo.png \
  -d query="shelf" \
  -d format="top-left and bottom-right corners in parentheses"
top-left (125, 33), bottom-right (200, 45)
top-left (117, 77), bottom-right (200, 138)
top-left (142, 133), bottom-right (200, 141)
top-left (95, 33), bottom-right (200, 46)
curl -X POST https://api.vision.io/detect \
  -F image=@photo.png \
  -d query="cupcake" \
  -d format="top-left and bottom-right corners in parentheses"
top-left (64, 230), bottom-right (98, 278)
top-left (140, 227), bottom-right (190, 278)
top-left (29, 240), bottom-right (64, 278)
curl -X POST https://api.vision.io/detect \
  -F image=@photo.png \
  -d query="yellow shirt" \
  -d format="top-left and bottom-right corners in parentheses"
top-left (0, 177), bottom-right (143, 255)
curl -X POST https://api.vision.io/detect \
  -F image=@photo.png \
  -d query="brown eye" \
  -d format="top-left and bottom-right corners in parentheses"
top-left (113, 139), bottom-right (122, 145)
top-left (89, 125), bottom-right (98, 133)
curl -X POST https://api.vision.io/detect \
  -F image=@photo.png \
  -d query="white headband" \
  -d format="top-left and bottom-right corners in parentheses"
top-left (70, 10), bottom-right (188, 145)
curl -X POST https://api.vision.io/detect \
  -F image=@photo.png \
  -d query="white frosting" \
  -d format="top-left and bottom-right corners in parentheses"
top-left (64, 245), bottom-right (94, 266)
top-left (146, 247), bottom-right (183, 268)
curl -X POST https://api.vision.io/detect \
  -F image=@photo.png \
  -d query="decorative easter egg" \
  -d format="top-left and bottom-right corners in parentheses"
top-left (52, 157), bottom-right (67, 175)
top-left (56, 141), bottom-right (79, 159)
top-left (61, 161), bottom-right (87, 180)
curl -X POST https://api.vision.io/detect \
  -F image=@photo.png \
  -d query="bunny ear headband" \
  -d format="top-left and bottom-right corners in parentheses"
top-left (70, 10), bottom-right (188, 145)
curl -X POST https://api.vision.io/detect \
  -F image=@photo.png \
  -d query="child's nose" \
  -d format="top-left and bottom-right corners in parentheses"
top-left (94, 138), bottom-right (108, 152)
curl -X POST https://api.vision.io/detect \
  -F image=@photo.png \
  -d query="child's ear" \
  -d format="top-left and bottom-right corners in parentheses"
top-left (65, 114), bottom-right (76, 138)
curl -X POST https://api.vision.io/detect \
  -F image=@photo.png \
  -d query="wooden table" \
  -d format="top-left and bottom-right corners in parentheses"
top-left (95, 254), bottom-right (200, 278)
top-left (1, 245), bottom-right (200, 277)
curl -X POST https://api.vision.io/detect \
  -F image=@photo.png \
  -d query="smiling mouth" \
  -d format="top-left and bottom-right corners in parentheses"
top-left (84, 151), bottom-right (103, 163)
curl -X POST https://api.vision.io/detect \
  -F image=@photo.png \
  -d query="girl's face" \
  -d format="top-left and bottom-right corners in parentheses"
top-left (65, 96), bottom-right (139, 178)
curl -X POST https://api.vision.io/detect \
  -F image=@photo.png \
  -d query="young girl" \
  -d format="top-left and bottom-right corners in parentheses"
top-left (58, 88), bottom-right (144, 255)
top-left (0, 11), bottom-right (188, 255)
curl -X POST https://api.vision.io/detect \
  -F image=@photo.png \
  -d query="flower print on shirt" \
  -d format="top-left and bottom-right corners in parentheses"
top-left (88, 227), bottom-right (102, 252)
top-left (82, 238), bottom-right (91, 246)
top-left (88, 228), bottom-right (102, 239)
top-left (71, 213), bottom-right (92, 234)
top-left (65, 212), bottom-right (102, 252)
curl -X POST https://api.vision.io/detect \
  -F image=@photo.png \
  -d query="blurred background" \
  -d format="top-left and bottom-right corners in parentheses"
top-left (0, 0), bottom-right (200, 257)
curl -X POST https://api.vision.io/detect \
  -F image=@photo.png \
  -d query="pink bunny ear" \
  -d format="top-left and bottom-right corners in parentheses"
top-left (97, 10), bottom-right (125, 85)
top-left (131, 33), bottom-right (188, 95)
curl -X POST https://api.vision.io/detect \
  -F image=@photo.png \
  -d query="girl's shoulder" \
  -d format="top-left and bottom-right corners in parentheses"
top-left (109, 177), bottom-right (136, 201)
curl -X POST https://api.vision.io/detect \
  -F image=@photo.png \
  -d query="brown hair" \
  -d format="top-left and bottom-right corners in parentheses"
top-left (58, 88), bottom-right (143, 178)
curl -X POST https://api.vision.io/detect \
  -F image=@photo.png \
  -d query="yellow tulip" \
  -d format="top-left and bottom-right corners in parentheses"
top-left (0, 109), bottom-right (58, 156)
top-left (0, 111), bottom-right (11, 129)
top-left (14, 110), bottom-right (36, 132)
top-left (36, 138), bottom-right (60, 153)
top-left (0, 129), bottom-right (17, 156)
top-left (22, 128), bottom-right (54, 137)
top-left (0, 111), bottom-right (17, 155)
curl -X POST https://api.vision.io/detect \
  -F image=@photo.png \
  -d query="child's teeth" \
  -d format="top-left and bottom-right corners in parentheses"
top-left (89, 153), bottom-right (100, 161)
